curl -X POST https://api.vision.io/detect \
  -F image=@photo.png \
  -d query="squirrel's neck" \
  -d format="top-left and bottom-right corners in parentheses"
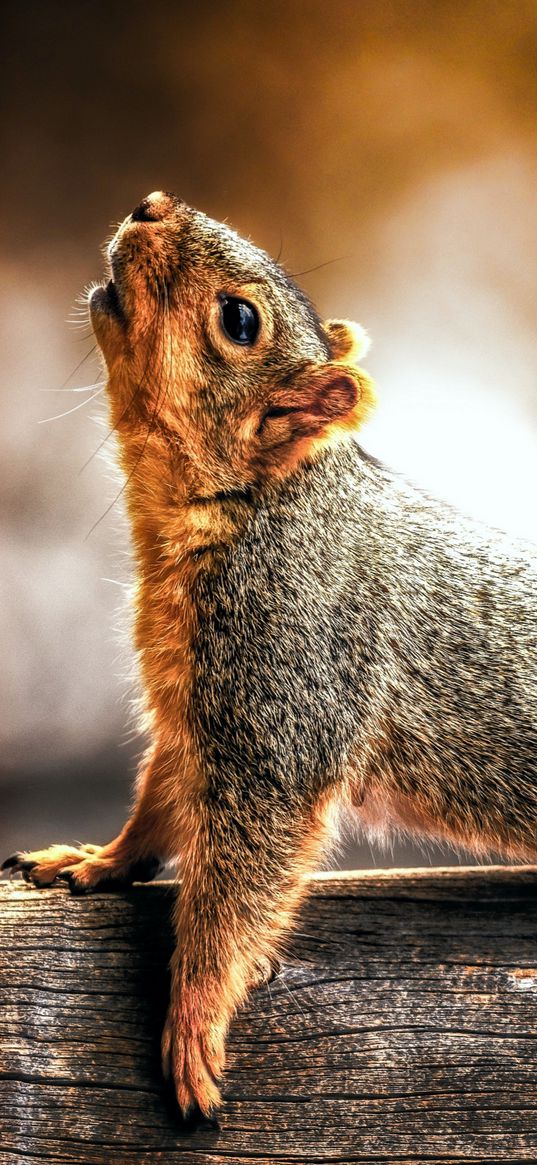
top-left (116, 425), bottom-right (252, 557)
top-left (116, 427), bottom-right (255, 733)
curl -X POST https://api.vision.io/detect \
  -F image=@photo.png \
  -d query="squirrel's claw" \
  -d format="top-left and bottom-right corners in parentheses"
top-left (56, 869), bottom-right (92, 895)
top-left (162, 1083), bottom-right (219, 1134)
top-left (1, 853), bottom-right (22, 871)
top-left (1, 853), bottom-right (37, 880)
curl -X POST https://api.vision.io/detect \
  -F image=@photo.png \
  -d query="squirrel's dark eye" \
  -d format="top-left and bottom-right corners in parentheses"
top-left (220, 297), bottom-right (259, 346)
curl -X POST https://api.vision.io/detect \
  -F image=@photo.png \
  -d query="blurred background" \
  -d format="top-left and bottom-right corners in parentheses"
top-left (1, 0), bottom-right (537, 869)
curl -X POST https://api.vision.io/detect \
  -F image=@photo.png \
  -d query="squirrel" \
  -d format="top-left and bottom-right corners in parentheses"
top-left (4, 190), bottom-right (537, 1119)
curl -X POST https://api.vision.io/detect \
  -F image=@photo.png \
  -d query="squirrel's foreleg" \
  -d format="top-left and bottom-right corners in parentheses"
top-left (162, 790), bottom-right (336, 1117)
top-left (3, 745), bottom-right (181, 891)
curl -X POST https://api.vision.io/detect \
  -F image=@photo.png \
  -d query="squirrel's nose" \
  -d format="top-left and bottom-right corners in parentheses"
top-left (130, 191), bottom-right (183, 223)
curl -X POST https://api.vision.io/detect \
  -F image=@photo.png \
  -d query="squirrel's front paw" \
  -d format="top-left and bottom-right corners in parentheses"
top-left (2, 844), bottom-right (161, 893)
top-left (2, 844), bottom-right (102, 888)
top-left (161, 999), bottom-right (225, 1118)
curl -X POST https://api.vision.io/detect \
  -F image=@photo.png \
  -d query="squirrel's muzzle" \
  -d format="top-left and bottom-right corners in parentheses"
top-left (90, 190), bottom-right (188, 344)
top-left (130, 190), bottom-right (185, 225)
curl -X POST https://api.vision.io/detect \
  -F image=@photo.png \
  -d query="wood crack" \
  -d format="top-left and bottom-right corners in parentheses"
top-left (1, 867), bottom-right (536, 1163)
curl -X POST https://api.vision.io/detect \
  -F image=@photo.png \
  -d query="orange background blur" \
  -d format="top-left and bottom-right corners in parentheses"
top-left (2, 0), bottom-right (537, 867)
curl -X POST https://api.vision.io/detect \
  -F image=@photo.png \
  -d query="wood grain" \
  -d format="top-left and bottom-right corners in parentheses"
top-left (1, 867), bottom-right (536, 1163)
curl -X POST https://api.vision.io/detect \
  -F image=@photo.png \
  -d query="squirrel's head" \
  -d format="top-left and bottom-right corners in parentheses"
top-left (90, 191), bottom-right (375, 502)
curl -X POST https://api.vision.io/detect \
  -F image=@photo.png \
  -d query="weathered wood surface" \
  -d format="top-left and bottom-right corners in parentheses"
top-left (1, 868), bottom-right (536, 1165)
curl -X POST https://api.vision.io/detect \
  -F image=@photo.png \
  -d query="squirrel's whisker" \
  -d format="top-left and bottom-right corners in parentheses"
top-left (58, 342), bottom-right (99, 390)
top-left (41, 381), bottom-right (104, 393)
top-left (39, 385), bottom-right (105, 423)
top-left (78, 297), bottom-right (162, 475)
top-left (289, 256), bottom-right (346, 278)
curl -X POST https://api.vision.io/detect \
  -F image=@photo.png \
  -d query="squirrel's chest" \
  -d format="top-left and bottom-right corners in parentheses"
top-left (186, 543), bottom-right (366, 795)
top-left (134, 555), bottom-right (201, 737)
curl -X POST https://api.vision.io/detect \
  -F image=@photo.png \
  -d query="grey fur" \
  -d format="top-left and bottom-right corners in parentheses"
top-left (193, 440), bottom-right (537, 858)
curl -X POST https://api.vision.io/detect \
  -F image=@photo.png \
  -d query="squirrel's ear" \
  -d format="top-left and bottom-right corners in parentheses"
top-left (323, 319), bottom-right (371, 364)
top-left (257, 361), bottom-right (376, 475)
top-left (294, 362), bottom-right (376, 433)
top-left (261, 362), bottom-right (375, 441)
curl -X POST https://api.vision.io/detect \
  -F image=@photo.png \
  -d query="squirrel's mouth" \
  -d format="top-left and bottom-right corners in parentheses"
top-left (89, 278), bottom-right (128, 337)
top-left (90, 279), bottom-right (123, 321)
top-left (103, 279), bottom-right (122, 317)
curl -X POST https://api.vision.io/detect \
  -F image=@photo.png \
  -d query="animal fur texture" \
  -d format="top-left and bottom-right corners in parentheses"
top-left (4, 191), bottom-right (537, 1118)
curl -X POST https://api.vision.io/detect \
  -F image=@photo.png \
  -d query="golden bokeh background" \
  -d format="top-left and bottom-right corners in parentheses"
top-left (2, 0), bottom-right (537, 865)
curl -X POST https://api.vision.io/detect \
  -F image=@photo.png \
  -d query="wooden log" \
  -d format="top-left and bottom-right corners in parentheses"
top-left (1, 867), bottom-right (536, 1164)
